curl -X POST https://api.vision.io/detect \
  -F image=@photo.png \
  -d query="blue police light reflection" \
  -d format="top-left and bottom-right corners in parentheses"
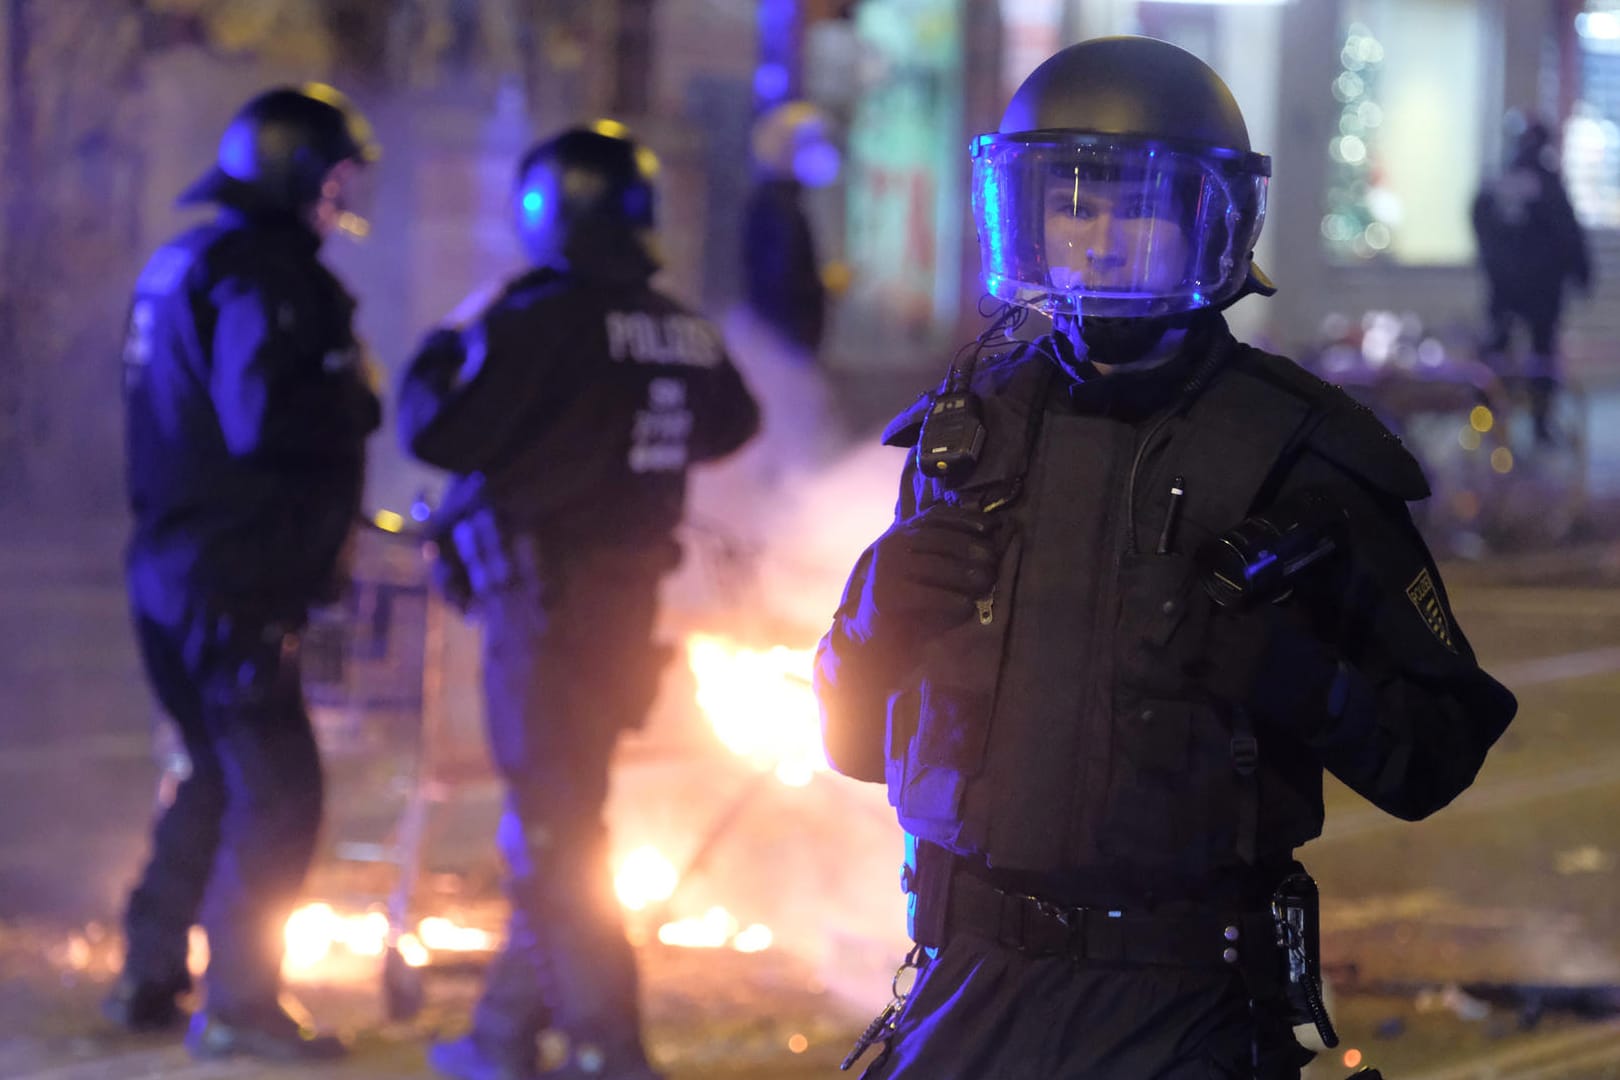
top-left (753, 63), bottom-right (791, 106)
top-left (793, 141), bottom-right (841, 188)
top-left (521, 189), bottom-right (545, 224)
top-left (975, 160), bottom-right (1009, 295)
top-left (217, 121), bottom-right (254, 179)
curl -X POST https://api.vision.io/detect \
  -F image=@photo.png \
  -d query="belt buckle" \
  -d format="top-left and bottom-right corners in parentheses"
top-left (1033, 898), bottom-right (1081, 955)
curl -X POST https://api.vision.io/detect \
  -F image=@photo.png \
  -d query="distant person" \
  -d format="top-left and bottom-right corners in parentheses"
top-left (701, 101), bottom-right (848, 532)
top-left (742, 100), bottom-right (843, 363)
top-left (399, 123), bottom-right (759, 1080)
top-left (1471, 111), bottom-right (1594, 445)
top-left (110, 84), bottom-right (381, 1061)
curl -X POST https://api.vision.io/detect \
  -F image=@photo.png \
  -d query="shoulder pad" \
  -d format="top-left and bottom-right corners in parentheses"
top-left (1308, 397), bottom-right (1431, 501)
top-left (134, 242), bottom-right (201, 299)
top-left (881, 391), bottom-right (932, 448)
top-left (879, 343), bottom-right (1045, 448)
top-left (1230, 347), bottom-right (1430, 502)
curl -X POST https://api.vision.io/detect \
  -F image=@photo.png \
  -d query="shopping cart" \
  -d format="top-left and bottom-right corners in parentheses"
top-left (302, 516), bottom-right (500, 1020)
top-left (299, 512), bottom-right (783, 1020)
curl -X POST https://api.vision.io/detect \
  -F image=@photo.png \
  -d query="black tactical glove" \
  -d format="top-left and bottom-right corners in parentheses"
top-left (858, 504), bottom-right (1002, 648)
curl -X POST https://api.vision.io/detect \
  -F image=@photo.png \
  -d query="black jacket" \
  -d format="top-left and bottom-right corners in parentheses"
top-left (742, 178), bottom-right (827, 353)
top-left (123, 210), bottom-right (380, 622)
top-left (815, 321), bottom-right (1516, 901)
top-left (1472, 159), bottom-right (1592, 300)
top-left (399, 263), bottom-right (760, 555)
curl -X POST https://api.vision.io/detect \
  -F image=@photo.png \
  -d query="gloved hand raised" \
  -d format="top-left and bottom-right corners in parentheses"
top-left (858, 504), bottom-right (1003, 647)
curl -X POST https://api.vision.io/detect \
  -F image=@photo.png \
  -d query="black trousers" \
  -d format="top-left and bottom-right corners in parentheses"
top-left (861, 931), bottom-right (1314, 1080)
top-left (1484, 287), bottom-right (1563, 361)
top-left (121, 599), bottom-right (323, 1016)
top-left (467, 556), bottom-right (668, 1061)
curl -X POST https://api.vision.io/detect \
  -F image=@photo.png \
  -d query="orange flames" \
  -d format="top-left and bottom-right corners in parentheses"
top-left (279, 904), bottom-right (493, 973)
top-left (272, 631), bottom-right (822, 970)
top-left (684, 632), bottom-right (825, 787)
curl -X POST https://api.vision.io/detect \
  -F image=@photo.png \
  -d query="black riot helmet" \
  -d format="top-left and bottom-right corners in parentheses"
top-left (513, 121), bottom-right (661, 274)
top-left (971, 36), bottom-right (1273, 320)
top-left (179, 84), bottom-right (380, 212)
top-left (1504, 109), bottom-right (1554, 169)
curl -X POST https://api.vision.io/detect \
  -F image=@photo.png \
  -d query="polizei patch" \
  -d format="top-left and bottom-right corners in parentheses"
top-left (1405, 568), bottom-right (1455, 651)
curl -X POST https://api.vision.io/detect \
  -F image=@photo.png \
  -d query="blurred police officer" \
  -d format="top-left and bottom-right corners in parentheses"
top-left (742, 100), bottom-right (840, 361)
top-left (400, 123), bottom-right (759, 1080)
top-left (109, 85), bottom-right (381, 1060)
top-left (815, 38), bottom-right (1517, 1079)
top-left (1472, 111), bottom-right (1594, 446)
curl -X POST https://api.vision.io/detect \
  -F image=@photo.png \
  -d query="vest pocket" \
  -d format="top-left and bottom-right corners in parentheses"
top-left (1099, 697), bottom-right (1195, 860)
top-left (889, 532), bottom-right (1024, 841)
top-left (1114, 550), bottom-right (1211, 693)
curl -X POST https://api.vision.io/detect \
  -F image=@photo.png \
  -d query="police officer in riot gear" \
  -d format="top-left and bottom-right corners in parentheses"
top-left (400, 124), bottom-right (759, 1080)
top-left (815, 37), bottom-right (1517, 1078)
top-left (110, 84), bottom-right (381, 1060)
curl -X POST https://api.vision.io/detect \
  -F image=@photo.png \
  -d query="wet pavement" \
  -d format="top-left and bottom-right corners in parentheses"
top-left (5, 376), bottom-right (1620, 1078)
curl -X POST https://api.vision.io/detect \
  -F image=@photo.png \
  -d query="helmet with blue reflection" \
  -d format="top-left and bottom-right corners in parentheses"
top-left (513, 122), bottom-right (660, 271)
top-left (971, 36), bottom-right (1272, 321)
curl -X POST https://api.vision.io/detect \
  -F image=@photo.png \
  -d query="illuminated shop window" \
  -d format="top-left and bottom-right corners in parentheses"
top-left (1567, 2), bottom-right (1620, 227)
top-left (1322, 0), bottom-right (1484, 264)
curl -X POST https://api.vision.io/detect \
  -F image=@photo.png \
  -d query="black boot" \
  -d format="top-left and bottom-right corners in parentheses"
top-left (184, 1004), bottom-right (347, 1061)
top-left (101, 971), bottom-right (191, 1032)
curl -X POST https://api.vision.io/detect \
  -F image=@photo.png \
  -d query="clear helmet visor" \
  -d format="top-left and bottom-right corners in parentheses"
top-left (971, 135), bottom-right (1269, 318)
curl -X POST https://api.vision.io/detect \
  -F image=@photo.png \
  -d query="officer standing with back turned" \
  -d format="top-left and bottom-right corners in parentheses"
top-left (400, 123), bottom-right (759, 1080)
top-left (815, 37), bottom-right (1517, 1079)
top-left (110, 85), bottom-right (381, 1060)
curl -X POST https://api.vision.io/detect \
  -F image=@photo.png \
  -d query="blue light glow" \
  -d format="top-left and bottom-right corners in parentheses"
top-left (217, 120), bottom-right (254, 180)
top-left (754, 63), bottom-right (791, 105)
top-left (975, 159), bottom-right (1009, 295)
top-left (1245, 550), bottom-right (1277, 581)
top-left (793, 141), bottom-right (841, 187)
top-left (521, 189), bottom-right (545, 222)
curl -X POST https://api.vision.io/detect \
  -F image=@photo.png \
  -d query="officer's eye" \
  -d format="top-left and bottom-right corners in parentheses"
top-left (1048, 195), bottom-right (1097, 220)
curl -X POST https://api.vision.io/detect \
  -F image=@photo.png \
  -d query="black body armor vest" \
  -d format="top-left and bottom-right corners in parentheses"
top-left (877, 328), bottom-right (1412, 889)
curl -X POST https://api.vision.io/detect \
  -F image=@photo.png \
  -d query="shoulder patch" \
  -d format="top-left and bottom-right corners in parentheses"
top-left (1405, 567), bottom-right (1456, 651)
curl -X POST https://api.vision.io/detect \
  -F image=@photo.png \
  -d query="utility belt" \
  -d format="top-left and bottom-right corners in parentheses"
top-left (903, 840), bottom-right (1338, 1048)
top-left (942, 871), bottom-right (1279, 981)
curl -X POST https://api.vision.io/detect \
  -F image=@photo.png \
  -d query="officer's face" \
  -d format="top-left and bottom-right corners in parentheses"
top-left (1043, 173), bottom-right (1192, 295)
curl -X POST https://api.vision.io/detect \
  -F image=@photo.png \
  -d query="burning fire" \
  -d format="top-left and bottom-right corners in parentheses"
top-left (656, 906), bottom-right (774, 952)
top-left (279, 904), bottom-right (494, 973)
top-left (614, 848), bottom-right (776, 954)
top-left (614, 845), bottom-right (680, 911)
top-left (685, 633), bottom-right (825, 786)
top-left (269, 631), bottom-right (822, 972)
